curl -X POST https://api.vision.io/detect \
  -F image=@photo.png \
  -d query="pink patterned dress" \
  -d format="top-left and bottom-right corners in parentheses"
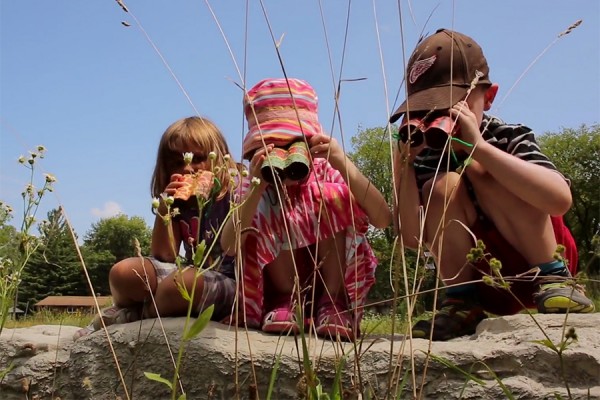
top-left (236, 158), bottom-right (378, 328)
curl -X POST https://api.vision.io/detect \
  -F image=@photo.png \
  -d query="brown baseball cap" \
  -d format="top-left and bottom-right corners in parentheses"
top-left (389, 29), bottom-right (491, 123)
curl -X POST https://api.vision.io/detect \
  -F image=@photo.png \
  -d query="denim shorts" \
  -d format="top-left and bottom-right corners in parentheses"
top-left (148, 257), bottom-right (236, 321)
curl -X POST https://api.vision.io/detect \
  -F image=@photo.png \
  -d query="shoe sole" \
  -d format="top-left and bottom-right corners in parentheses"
top-left (538, 296), bottom-right (595, 313)
top-left (262, 322), bottom-right (299, 335)
top-left (315, 324), bottom-right (354, 342)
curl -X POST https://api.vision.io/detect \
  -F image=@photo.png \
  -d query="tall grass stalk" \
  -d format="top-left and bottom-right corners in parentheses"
top-left (0, 146), bottom-right (55, 334)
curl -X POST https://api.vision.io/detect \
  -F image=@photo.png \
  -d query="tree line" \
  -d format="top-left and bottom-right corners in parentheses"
top-left (1, 124), bottom-right (598, 314)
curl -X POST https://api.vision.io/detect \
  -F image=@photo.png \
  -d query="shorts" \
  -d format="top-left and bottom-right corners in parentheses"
top-left (148, 257), bottom-right (236, 321)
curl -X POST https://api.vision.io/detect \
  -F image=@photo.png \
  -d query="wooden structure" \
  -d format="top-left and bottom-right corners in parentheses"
top-left (34, 296), bottom-right (111, 314)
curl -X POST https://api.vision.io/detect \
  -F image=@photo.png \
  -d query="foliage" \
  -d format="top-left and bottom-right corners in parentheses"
top-left (5, 309), bottom-right (93, 329)
top-left (17, 208), bottom-right (87, 311)
top-left (348, 126), bottom-right (395, 301)
top-left (83, 214), bottom-right (151, 262)
top-left (538, 124), bottom-right (600, 276)
top-left (81, 214), bottom-right (152, 295)
top-left (0, 206), bottom-right (19, 272)
top-left (0, 146), bottom-right (55, 333)
top-left (79, 248), bottom-right (116, 296)
top-left (348, 126), bottom-right (433, 312)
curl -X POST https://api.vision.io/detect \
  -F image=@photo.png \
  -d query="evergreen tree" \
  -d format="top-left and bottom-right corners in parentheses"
top-left (17, 208), bottom-right (84, 312)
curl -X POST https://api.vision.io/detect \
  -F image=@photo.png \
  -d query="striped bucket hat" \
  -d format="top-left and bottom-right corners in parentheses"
top-left (242, 78), bottom-right (323, 160)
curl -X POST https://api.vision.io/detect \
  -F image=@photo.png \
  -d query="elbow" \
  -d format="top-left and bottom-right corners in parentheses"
top-left (371, 209), bottom-right (393, 230)
top-left (549, 190), bottom-right (572, 216)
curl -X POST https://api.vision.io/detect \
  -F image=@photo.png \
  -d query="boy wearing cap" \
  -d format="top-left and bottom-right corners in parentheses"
top-left (391, 28), bottom-right (594, 341)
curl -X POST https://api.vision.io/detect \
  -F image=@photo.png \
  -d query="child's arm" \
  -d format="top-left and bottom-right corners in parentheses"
top-left (150, 175), bottom-right (186, 262)
top-left (392, 143), bottom-right (424, 249)
top-left (467, 147), bottom-right (571, 215)
top-left (451, 101), bottom-right (572, 216)
top-left (309, 134), bottom-right (392, 229)
top-left (220, 146), bottom-right (271, 257)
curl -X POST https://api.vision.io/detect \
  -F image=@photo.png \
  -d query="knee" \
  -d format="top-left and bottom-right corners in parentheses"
top-left (109, 258), bottom-right (152, 290)
top-left (423, 172), bottom-right (463, 206)
top-left (109, 259), bottom-right (135, 286)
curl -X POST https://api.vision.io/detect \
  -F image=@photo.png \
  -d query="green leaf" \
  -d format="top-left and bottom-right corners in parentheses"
top-left (330, 356), bottom-right (345, 400)
top-left (193, 240), bottom-right (206, 267)
top-left (183, 304), bottom-right (214, 341)
top-left (175, 280), bottom-right (191, 302)
top-left (0, 362), bottom-right (15, 380)
top-left (266, 354), bottom-right (281, 400)
top-left (421, 351), bottom-right (485, 385)
top-left (143, 372), bottom-right (173, 390)
top-left (177, 394), bottom-right (186, 400)
top-left (395, 368), bottom-right (411, 399)
top-left (531, 339), bottom-right (557, 351)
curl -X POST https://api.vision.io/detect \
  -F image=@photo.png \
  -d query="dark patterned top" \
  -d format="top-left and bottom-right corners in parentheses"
top-left (412, 114), bottom-right (567, 191)
top-left (173, 193), bottom-right (235, 279)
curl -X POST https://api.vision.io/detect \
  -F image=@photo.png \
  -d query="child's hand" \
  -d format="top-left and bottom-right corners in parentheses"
top-left (248, 144), bottom-right (273, 187)
top-left (309, 134), bottom-right (345, 170)
top-left (450, 101), bottom-right (482, 150)
top-left (163, 174), bottom-right (189, 197)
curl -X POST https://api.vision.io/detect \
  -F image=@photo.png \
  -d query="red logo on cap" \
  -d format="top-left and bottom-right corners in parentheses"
top-left (409, 55), bottom-right (436, 84)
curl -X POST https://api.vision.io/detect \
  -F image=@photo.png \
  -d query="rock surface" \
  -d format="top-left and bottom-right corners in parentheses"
top-left (1, 313), bottom-right (599, 399)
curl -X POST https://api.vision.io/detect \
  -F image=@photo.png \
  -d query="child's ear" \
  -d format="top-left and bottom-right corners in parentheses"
top-left (484, 84), bottom-right (499, 111)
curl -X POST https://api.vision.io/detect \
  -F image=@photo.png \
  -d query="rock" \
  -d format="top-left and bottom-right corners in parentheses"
top-left (1, 313), bottom-right (599, 399)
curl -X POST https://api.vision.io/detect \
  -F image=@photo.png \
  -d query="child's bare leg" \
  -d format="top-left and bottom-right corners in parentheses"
top-left (265, 249), bottom-right (297, 297)
top-left (261, 250), bottom-right (300, 333)
top-left (423, 172), bottom-right (478, 287)
top-left (318, 231), bottom-right (347, 301)
top-left (466, 166), bottom-right (557, 265)
top-left (413, 172), bottom-right (486, 341)
top-left (74, 257), bottom-right (156, 338)
top-left (146, 268), bottom-right (204, 318)
top-left (315, 231), bottom-right (354, 341)
top-left (109, 257), bottom-right (158, 307)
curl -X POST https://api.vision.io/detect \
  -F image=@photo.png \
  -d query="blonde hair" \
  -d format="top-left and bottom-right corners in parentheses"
top-left (151, 116), bottom-right (234, 200)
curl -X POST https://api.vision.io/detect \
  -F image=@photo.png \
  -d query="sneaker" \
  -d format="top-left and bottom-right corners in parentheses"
top-left (72, 323), bottom-right (95, 341)
top-left (92, 305), bottom-right (142, 330)
top-left (315, 297), bottom-right (355, 342)
top-left (262, 305), bottom-right (299, 335)
top-left (262, 295), bottom-right (300, 335)
top-left (534, 280), bottom-right (595, 313)
top-left (73, 305), bottom-right (142, 341)
top-left (412, 298), bottom-right (486, 341)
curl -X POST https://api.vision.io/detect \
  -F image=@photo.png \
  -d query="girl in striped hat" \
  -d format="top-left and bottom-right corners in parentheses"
top-left (221, 78), bottom-right (391, 341)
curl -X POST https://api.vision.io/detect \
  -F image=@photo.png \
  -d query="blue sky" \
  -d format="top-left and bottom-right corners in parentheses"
top-left (1, 1), bottom-right (599, 240)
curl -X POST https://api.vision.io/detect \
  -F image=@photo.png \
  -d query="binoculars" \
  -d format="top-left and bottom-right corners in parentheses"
top-left (260, 141), bottom-right (310, 184)
top-left (397, 114), bottom-right (457, 151)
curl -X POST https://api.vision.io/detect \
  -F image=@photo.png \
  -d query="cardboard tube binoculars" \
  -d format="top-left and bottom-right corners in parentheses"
top-left (397, 114), bottom-right (457, 150)
top-left (260, 141), bottom-right (310, 184)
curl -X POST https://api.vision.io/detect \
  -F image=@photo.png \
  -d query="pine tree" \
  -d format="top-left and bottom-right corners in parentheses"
top-left (17, 208), bottom-right (86, 312)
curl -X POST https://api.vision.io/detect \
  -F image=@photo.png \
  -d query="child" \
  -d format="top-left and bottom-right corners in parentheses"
top-left (391, 29), bottom-right (594, 341)
top-left (74, 117), bottom-right (237, 340)
top-left (221, 78), bottom-right (391, 341)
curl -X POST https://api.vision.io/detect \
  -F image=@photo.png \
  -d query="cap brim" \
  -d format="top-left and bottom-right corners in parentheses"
top-left (389, 86), bottom-right (469, 123)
